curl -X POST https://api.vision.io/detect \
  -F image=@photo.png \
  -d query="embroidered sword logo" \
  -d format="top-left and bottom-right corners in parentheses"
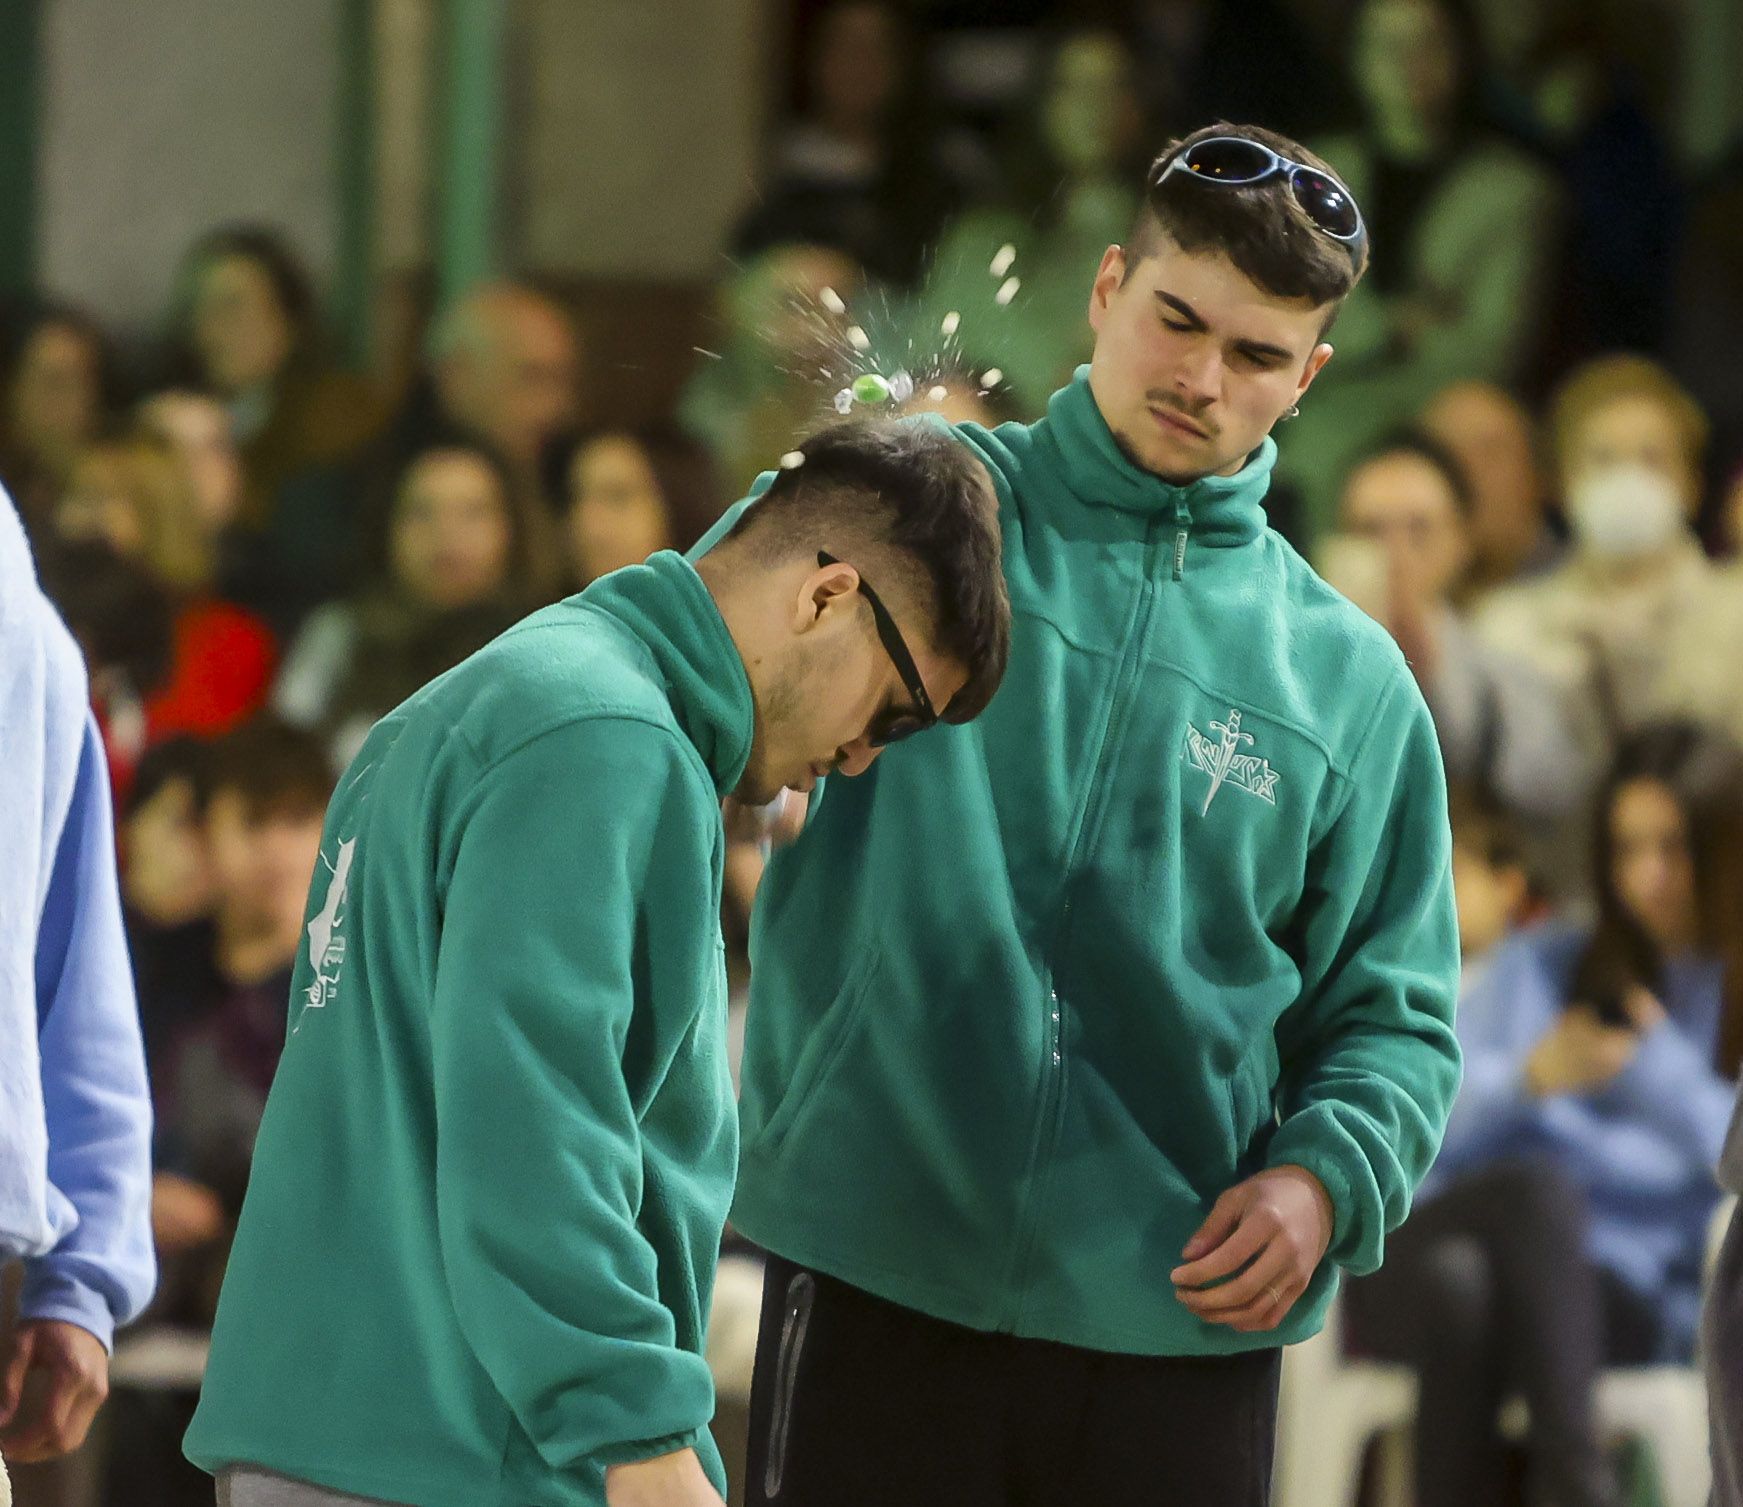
top-left (1183, 708), bottom-right (1280, 815)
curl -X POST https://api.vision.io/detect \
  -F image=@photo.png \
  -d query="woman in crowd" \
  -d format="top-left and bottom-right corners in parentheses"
top-left (52, 434), bottom-right (277, 754)
top-left (0, 304), bottom-right (113, 539)
top-left (1351, 725), bottom-right (1742, 1507)
top-left (1279, 0), bottom-right (1563, 537)
top-left (1330, 429), bottom-right (1593, 828)
top-left (1476, 354), bottom-right (1743, 764)
top-left (166, 225), bottom-right (382, 529)
top-left (555, 426), bottom-right (722, 590)
top-left (272, 436), bottom-right (550, 768)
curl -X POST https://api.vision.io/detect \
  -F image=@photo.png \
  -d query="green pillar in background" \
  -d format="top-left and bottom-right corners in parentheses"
top-left (435, 0), bottom-right (507, 307)
top-left (0, 0), bottom-right (41, 302)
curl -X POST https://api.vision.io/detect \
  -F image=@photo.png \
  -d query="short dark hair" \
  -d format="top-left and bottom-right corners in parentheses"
top-left (126, 736), bottom-right (208, 820)
top-left (198, 715), bottom-right (335, 821)
top-left (1127, 123), bottom-right (1369, 325)
top-left (1346, 427), bottom-right (1476, 519)
top-left (1447, 782), bottom-right (1525, 871)
top-left (725, 419), bottom-right (1010, 722)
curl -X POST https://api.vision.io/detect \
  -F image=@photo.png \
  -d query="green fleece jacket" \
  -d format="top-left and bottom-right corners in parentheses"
top-left (699, 369), bottom-right (1462, 1355)
top-left (184, 552), bottom-right (750, 1505)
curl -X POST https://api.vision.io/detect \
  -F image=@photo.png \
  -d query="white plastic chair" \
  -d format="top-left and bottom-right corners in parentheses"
top-left (1275, 1194), bottom-right (1735, 1507)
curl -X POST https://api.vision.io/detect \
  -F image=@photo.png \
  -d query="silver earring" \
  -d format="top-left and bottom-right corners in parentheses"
top-left (1282, 403), bottom-right (1301, 420)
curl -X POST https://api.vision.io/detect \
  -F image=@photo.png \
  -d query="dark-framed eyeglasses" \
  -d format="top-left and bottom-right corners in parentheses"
top-left (1155, 135), bottom-right (1365, 245)
top-left (817, 550), bottom-right (938, 747)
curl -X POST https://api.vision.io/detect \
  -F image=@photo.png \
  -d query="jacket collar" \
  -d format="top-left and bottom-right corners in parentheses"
top-left (1040, 366), bottom-right (1274, 547)
top-left (579, 551), bottom-right (754, 798)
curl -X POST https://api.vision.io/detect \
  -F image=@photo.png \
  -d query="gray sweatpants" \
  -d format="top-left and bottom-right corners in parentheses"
top-left (1709, 1197), bottom-right (1743, 1506)
top-left (216, 1467), bottom-right (409, 1506)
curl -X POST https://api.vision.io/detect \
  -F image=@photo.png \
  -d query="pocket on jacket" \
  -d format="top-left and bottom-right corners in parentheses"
top-left (749, 949), bottom-right (883, 1155)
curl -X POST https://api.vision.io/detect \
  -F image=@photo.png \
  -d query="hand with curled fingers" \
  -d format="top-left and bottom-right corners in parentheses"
top-left (0, 1320), bottom-right (109, 1464)
top-left (1171, 1164), bottom-right (1335, 1334)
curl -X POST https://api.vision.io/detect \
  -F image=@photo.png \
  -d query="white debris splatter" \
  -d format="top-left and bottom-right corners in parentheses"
top-left (995, 276), bottom-right (1021, 306)
top-left (940, 311), bottom-right (961, 337)
top-left (846, 325), bottom-right (871, 352)
top-left (819, 286), bottom-right (847, 315)
top-left (888, 370), bottom-right (915, 403)
top-left (693, 346), bottom-right (723, 361)
top-left (981, 368), bottom-right (1004, 389)
top-left (989, 244), bottom-right (1017, 277)
top-left (927, 384), bottom-right (950, 402)
top-left (779, 450), bottom-right (807, 469)
top-left (833, 388), bottom-right (855, 414)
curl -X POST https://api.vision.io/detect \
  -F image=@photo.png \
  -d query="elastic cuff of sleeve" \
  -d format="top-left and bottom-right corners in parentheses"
top-left (1265, 1141), bottom-right (1358, 1262)
top-left (17, 1266), bottom-right (115, 1353)
top-left (592, 1424), bottom-right (710, 1473)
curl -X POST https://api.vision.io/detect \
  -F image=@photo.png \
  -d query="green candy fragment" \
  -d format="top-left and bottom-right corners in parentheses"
top-left (851, 373), bottom-right (892, 404)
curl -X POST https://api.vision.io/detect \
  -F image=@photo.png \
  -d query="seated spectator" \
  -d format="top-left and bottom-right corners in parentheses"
top-left (135, 388), bottom-right (244, 542)
top-left (119, 737), bottom-right (215, 1001)
top-left (1420, 379), bottom-right (1564, 595)
top-left (167, 225), bottom-right (383, 529)
top-left (913, 25), bottom-right (1147, 418)
top-left (35, 538), bottom-right (174, 806)
top-left (556, 428), bottom-right (721, 590)
top-left (1278, 0), bottom-right (1562, 538)
top-left (273, 438), bottom-right (547, 769)
top-left (0, 304), bottom-right (113, 543)
top-left (1346, 786), bottom-right (1622, 1507)
top-left (410, 282), bottom-right (580, 502)
top-left (1433, 722), bottom-right (1742, 1364)
top-left (1329, 430), bottom-right (1593, 822)
top-left (137, 717), bottom-right (332, 1330)
top-left (1474, 356), bottom-right (1743, 760)
top-left (52, 436), bottom-right (277, 747)
top-left (732, 0), bottom-right (960, 287)
top-left (134, 386), bottom-right (287, 626)
top-left (678, 242), bottom-right (863, 490)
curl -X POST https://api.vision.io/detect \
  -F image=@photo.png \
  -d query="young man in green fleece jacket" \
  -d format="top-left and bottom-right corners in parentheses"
top-left (181, 421), bottom-right (1010, 1507)
top-left (701, 124), bottom-right (1463, 1504)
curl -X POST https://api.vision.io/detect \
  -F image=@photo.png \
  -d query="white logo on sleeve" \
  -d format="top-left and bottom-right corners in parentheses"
top-left (296, 837), bottom-right (356, 1032)
top-left (1183, 709), bottom-right (1280, 816)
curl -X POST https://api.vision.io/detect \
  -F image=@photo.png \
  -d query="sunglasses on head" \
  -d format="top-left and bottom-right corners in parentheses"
top-left (817, 551), bottom-right (938, 747)
top-left (1155, 136), bottom-right (1365, 245)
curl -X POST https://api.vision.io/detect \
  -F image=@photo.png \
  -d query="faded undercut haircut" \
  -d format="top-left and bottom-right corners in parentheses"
top-left (1125, 122), bottom-right (1369, 332)
top-left (725, 419), bottom-right (1010, 722)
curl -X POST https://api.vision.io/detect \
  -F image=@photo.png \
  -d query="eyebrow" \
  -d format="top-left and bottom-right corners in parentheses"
top-left (1155, 290), bottom-right (1296, 365)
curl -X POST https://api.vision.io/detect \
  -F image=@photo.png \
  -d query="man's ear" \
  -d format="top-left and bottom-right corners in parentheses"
top-left (1087, 245), bottom-right (1126, 335)
top-left (791, 558), bottom-right (860, 635)
top-left (1296, 341), bottom-right (1334, 401)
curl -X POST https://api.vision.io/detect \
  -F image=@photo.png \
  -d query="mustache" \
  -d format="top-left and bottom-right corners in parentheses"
top-left (1147, 392), bottom-right (1216, 438)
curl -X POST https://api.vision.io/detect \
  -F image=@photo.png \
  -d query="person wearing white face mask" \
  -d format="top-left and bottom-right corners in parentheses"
top-left (1475, 356), bottom-right (1741, 788)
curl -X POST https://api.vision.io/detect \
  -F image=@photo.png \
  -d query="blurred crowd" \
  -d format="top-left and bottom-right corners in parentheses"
top-left (7, 0), bottom-right (1743, 1501)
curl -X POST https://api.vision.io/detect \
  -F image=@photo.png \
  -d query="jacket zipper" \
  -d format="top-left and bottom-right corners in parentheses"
top-left (1005, 500), bottom-right (1190, 1322)
top-left (762, 1271), bottom-right (815, 1500)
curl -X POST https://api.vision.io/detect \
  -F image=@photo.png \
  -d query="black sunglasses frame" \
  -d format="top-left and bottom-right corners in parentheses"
top-left (817, 550), bottom-right (938, 747)
top-left (1155, 136), bottom-right (1366, 245)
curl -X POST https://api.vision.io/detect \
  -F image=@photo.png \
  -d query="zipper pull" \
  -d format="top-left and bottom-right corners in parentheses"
top-left (1173, 528), bottom-right (1188, 581)
top-left (1172, 494), bottom-right (1191, 580)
